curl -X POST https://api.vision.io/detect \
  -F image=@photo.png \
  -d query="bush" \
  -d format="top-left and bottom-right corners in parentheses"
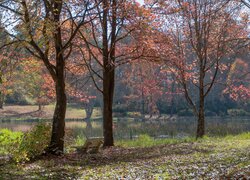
top-left (74, 135), bottom-right (86, 146)
top-left (0, 129), bottom-right (23, 155)
top-left (227, 109), bottom-right (250, 116)
top-left (2, 123), bottom-right (51, 162)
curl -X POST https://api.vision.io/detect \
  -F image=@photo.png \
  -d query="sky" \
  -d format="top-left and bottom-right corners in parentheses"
top-left (136, 0), bottom-right (144, 5)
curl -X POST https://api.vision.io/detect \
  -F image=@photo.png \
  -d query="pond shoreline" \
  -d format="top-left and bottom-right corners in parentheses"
top-left (1, 115), bottom-right (250, 123)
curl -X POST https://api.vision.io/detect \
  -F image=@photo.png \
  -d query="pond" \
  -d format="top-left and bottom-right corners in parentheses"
top-left (1, 117), bottom-right (250, 139)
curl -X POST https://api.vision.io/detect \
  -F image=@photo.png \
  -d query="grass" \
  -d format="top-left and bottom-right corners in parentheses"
top-left (1, 132), bottom-right (250, 179)
top-left (116, 134), bottom-right (195, 147)
top-left (0, 104), bottom-right (102, 120)
top-left (224, 132), bottom-right (250, 140)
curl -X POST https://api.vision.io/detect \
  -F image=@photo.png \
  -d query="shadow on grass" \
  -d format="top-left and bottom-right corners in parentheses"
top-left (0, 142), bottom-right (214, 179)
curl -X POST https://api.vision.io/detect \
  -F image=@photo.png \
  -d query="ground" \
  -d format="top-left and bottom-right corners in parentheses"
top-left (0, 135), bottom-right (250, 179)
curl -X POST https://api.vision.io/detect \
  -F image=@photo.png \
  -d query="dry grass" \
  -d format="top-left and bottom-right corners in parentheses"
top-left (0, 105), bottom-right (102, 120)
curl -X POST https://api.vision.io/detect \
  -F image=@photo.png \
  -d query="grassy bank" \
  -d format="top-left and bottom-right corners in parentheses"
top-left (1, 133), bottom-right (250, 179)
top-left (0, 105), bottom-right (102, 120)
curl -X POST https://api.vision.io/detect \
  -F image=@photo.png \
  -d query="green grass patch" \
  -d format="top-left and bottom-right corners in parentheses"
top-left (116, 134), bottom-right (195, 148)
top-left (224, 132), bottom-right (250, 140)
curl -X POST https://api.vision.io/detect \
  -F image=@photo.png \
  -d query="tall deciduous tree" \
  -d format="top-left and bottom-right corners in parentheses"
top-left (0, 0), bottom-right (96, 154)
top-left (77, 0), bottom-right (148, 146)
top-left (151, 0), bottom-right (249, 138)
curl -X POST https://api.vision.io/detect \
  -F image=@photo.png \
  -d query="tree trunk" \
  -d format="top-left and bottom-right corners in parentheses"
top-left (85, 104), bottom-right (94, 120)
top-left (85, 118), bottom-right (92, 129)
top-left (0, 92), bottom-right (4, 109)
top-left (0, 75), bottom-right (3, 109)
top-left (46, 4), bottom-right (66, 154)
top-left (101, 0), bottom-right (116, 147)
top-left (196, 97), bottom-right (205, 139)
top-left (103, 69), bottom-right (115, 147)
top-left (141, 96), bottom-right (145, 120)
top-left (196, 69), bottom-right (205, 139)
top-left (84, 104), bottom-right (94, 129)
top-left (47, 75), bottom-right (67, 154)
top-left (38, 104), bottom-right (42, 111)
top-left (140, 66), bottom-right (145, 119)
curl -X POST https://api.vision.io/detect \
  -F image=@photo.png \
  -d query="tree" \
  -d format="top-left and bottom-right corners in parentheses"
top-left (123, 61), bottom-right (164, 118)
top-left (77, 0), bottom-right (148, 146)
top-left (0, 0), bottom-right (96, 154)
top-left (153, 0), bottom-right (249, 138)
top-left (0, 18), bottom-right (17, 109)
top-left (14, 58), bottom-right (55, 110)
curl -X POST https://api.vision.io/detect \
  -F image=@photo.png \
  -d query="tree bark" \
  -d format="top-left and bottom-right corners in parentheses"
top-left (196, 68), bottom-right (205, 139)
top-left (85, 104), bottom-right (94, 120)
top-left (0, 92), bottom-right (4, 109)
top-left (103, 69), bottom-right (115, 147)
top-left (101, 0), bottom-right (116, 147)
top-left (196, 97), bottom-right (205, 138)
top-left (38, 104), bottom-right (42, 111)
top-left (84, 103), bottom-right (94, 129)
top-left (0, 76), bottom-right (3, 109)
top-left (47, 71), bottom-right (67, 154)
top-left (46, 1), bottom-right (66, 154)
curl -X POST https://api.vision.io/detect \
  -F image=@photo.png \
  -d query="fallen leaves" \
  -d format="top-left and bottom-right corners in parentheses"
top-left (1, 138), bottom-right (250, 179)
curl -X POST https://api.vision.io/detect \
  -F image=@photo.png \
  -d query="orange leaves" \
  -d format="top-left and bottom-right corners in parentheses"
top-left (67, 86), bottom-right (96, 103)
top-left (224, 58), bottom-right (250, 102)
top-left (0, 49), bottom-right (18, 96)
top-left (21, 57), bottom-right (42, 73)
top-left (223, 85), bottom-right (250, 101)
top-left (41, 74), bottom-right (55, 99)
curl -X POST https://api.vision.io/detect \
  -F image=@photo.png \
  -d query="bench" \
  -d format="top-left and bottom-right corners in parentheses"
top-left (73, 137), bottom-right (104, 154)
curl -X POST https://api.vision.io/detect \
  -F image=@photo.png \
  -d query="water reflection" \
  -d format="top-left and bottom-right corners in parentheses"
top-left (0, 117), bottom-right (250, 139)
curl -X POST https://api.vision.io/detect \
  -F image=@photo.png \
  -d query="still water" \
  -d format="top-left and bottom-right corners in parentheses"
top-left (0, 117), bottom-right (250, 139)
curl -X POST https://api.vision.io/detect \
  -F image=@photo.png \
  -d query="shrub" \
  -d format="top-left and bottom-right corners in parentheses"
top-left (11, 123), bottom-right (51, 162)
top-left (74, 135), bottom-right (86, 146)
top-left (0, 129), bottom-right (23, 155)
